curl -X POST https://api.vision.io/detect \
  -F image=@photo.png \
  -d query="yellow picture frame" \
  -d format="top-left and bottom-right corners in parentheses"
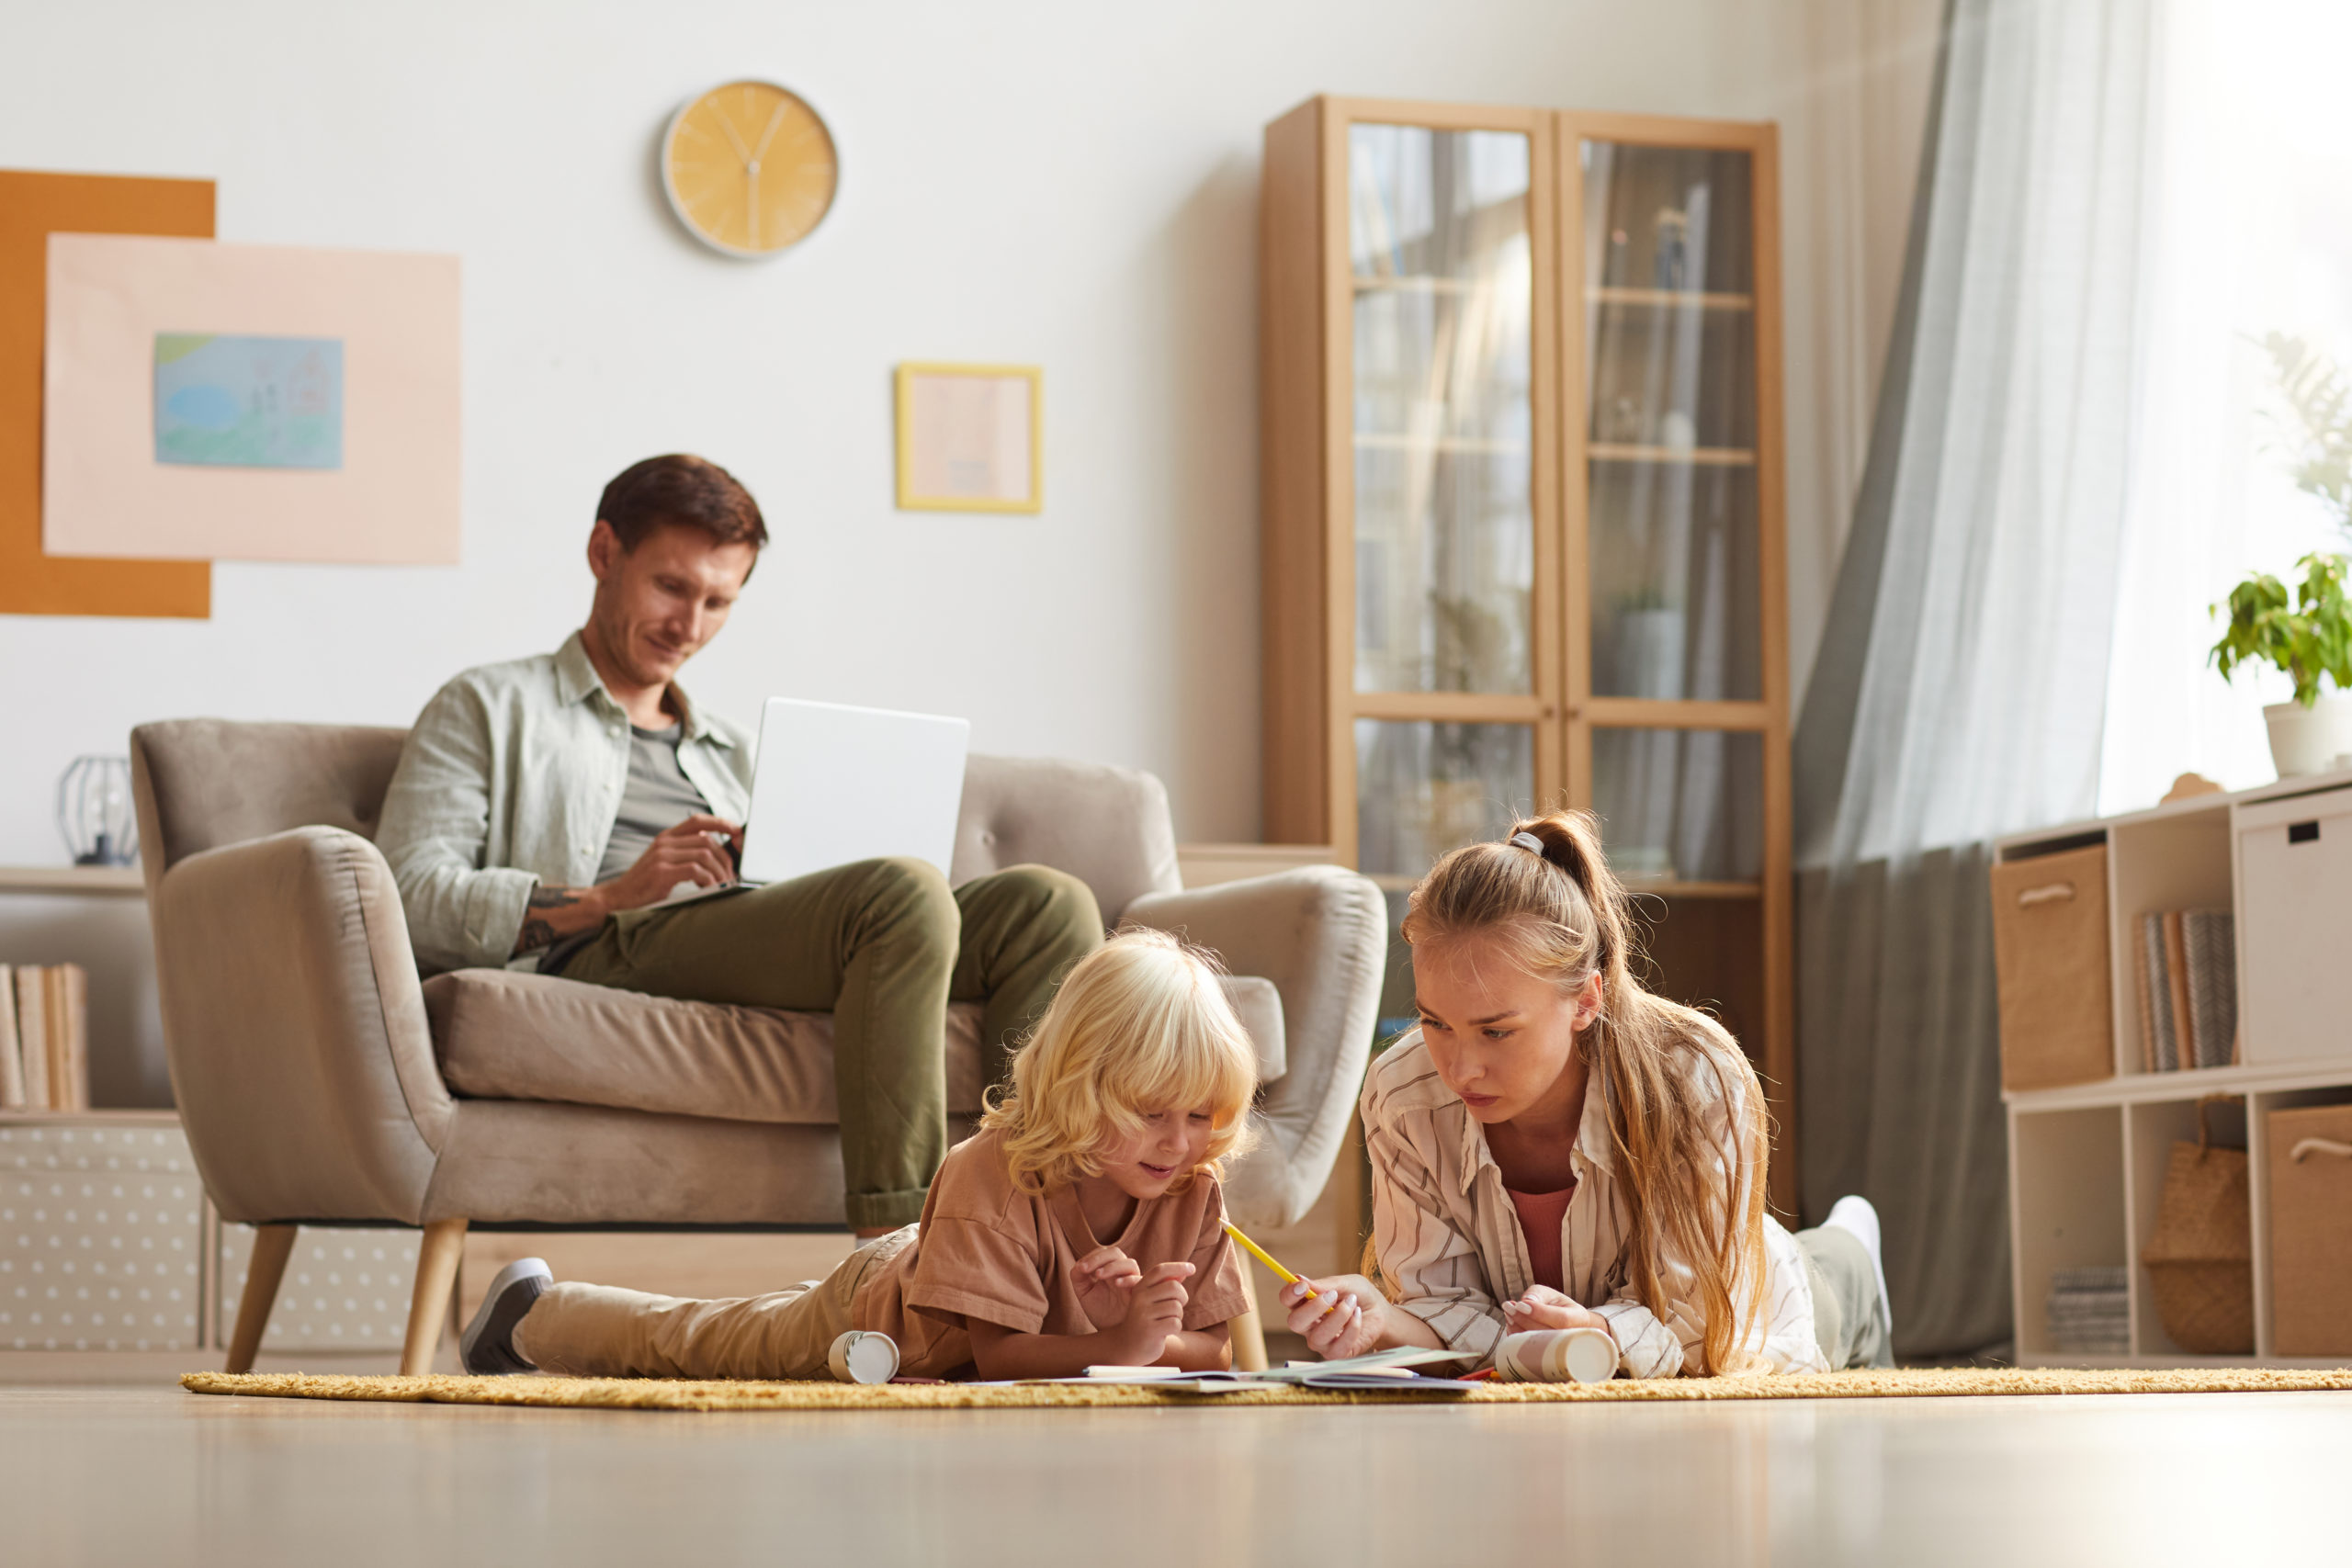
top-left (893, 362), bottom-right (1043, 513)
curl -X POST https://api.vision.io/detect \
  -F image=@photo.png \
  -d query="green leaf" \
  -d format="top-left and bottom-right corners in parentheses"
top-left (2260, 333), bottom-right (2352, 542)
top-left (2211, 552), bottom-right (2352, 705)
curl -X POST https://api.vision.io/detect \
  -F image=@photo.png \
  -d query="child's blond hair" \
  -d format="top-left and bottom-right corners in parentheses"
top-left (980, 929), bottom-right (1260, 1197)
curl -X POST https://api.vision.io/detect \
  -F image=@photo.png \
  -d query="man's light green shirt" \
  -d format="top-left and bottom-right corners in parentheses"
top-left (375, 632), bottom-right (753, 974)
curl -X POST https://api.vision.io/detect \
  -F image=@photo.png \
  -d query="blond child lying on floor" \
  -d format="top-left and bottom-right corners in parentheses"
top-left (460, 930), bottom-right (1259, 1382)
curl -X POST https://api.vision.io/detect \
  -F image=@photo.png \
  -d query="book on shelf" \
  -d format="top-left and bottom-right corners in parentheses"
top-left (2134, 909), bottom-right (2235, 1073)
top-left (1, 963), bottom-right (88, 1111)
top-left (0, 964), bottom-right (19, 1109)
top-left (14, 964), bottom-right (47, 1107)
top-left (2045, 1265), bottom-right (2130, 1354)
top-left (2181, 911), bottom-right (2237, 1070)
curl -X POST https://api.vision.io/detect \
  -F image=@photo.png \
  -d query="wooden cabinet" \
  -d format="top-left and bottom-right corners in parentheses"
top-left (1261, 96), bottom-right (1792, 1205)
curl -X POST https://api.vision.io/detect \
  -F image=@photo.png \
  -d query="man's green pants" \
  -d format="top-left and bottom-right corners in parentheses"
top-left (558, 856), bottom-right (1102, 1229)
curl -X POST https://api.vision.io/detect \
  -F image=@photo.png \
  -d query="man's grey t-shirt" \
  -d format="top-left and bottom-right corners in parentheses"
top-left (537, 721), bottom-right (714, 976)
top-left (598, 721), bottom-right (715, 883)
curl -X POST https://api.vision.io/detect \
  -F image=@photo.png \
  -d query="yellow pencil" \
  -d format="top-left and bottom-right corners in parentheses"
top-left (1223, 1221), bottom-right (1335, 1314)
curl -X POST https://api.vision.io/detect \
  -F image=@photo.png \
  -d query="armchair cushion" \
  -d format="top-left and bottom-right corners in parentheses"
top-left (950, 754), bottom-right (1182, 924)
top-left (424, 969), bottom-right (1284, 1128)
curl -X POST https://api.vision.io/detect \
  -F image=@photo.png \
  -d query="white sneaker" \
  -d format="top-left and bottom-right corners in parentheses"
top-left (1822, 1195), bottom-right (1893, 1340)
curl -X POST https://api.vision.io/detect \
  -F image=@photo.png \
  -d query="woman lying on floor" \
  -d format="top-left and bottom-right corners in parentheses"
top-left (459, 930), bottom-right (1257, 1382)
top-left (1280, 811), bottom-right (1895, 1379)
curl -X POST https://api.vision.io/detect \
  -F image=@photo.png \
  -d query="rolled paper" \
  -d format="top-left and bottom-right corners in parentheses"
top-left (827, 1329), bottom-right (899, 1384)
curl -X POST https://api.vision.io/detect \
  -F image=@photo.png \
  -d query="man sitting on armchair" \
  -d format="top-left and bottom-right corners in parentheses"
top-left (374, 453), bottom-right (1102, 1235)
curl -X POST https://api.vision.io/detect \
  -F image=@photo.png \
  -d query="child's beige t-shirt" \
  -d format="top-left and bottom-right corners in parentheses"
top-left (853, 1127), bottom-right (1250, 1378)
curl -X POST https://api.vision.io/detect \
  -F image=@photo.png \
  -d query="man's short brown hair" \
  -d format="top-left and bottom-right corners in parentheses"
top-left (596, 454), bottom-right (768, 555)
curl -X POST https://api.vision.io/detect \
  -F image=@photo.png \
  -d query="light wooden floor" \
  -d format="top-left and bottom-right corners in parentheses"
top-left (3, 1384), bottom-right (2344, 1565)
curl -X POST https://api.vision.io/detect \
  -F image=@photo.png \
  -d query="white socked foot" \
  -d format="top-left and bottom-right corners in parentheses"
top-left (1823, 1195), bottom-right (1893, 1341)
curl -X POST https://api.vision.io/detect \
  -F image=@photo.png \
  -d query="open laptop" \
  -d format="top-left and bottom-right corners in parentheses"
top-left (666, 696), bottom-right (970, 901)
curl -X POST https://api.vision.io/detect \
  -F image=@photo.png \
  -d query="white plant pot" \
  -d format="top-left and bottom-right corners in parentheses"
top-left (2264, 695), bottom-right (2352, 778)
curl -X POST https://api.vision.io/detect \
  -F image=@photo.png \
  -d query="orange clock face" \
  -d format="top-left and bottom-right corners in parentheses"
top-left (662, 81), bottom-right (838, 258)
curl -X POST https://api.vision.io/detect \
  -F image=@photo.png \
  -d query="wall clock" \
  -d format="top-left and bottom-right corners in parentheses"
top-left (661, 81), bottom-right (838, 259)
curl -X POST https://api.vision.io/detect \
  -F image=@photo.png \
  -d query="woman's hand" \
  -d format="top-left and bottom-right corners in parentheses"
top-left (1071, 1245), bottom-right (1142, 1329)
top-left (1499, 1283), bottom-right (1610, 1336)
top-left (1277, 1272), bottom-right (1390, 1361)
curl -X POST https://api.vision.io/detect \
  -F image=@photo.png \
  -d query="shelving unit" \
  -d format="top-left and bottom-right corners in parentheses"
top-left (0, 866), bottom-right (142, 897)
top-left (0, 1110), bottom-right (425, 1368)
top-left (1998, 766), bottom-right (2352, 1367)
top-left (1260, 96), bottom-right (1793, 1205)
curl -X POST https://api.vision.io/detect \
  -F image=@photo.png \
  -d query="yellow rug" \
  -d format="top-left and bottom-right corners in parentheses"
top-left (181, 1365), bottom-right (2352, 1412)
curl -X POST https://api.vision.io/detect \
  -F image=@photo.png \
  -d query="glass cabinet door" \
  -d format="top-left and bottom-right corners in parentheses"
top-left (1561, 123), bottom-right (1783, 1152)
top-left (1349, 121), bottom-right (1543, 874)
top-left (1589, 728), bottom-right (1763, 886)
top-left (1354, 719), bottom-right (1534, 880)
top-left (1578, 141), bottom-right (1762, 705)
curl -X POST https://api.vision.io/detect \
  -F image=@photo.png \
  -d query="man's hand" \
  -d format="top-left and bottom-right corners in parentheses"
top-left (1500, 1284), bottom-right (1610, 1336)
top-left (1105, 1261), bottom-right (1193, 1364)
top-left (599, 814), bottom-right (743, 912)
top-left (1071, 1245), bottom-right (1143, 1329)
top-left (509, 814), bottom-right (744, 956)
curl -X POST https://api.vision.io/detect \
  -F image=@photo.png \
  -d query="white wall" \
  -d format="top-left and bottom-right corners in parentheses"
top-left (0, 0), bottom-right (1917, 870)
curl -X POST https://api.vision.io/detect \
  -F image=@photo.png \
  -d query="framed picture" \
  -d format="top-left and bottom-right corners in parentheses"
top-left (894, 362), bottom-right (1042, 513)
top-left (43, 233), bottom-right (461, 565)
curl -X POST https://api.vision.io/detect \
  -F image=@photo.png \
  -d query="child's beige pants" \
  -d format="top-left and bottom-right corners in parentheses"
top-left (514, 1226), bottom-right (917, 1380)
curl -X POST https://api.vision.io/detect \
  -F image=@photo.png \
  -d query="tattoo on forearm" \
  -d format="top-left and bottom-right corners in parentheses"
top-left (514, 886), bottom-right (590, 955)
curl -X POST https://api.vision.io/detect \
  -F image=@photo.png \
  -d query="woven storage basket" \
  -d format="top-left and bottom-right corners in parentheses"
top-left (2140, 1100), bottom-right (2253, 1355)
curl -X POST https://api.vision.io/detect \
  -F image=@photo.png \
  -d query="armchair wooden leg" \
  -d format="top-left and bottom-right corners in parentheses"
top-left (401, 1218), bottom-right (469, 1377)
top-left (1230, 1264), bottom-right (1271, 1372)
top-left (224, 1224), bottom-right (298, 1374)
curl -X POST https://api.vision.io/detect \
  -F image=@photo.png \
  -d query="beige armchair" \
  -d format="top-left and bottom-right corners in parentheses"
top-left (130, 720), bottom-right (1384, 1374)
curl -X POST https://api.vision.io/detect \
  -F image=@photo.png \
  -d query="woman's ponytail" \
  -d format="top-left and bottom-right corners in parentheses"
top-left (1506, 810), bottom-right (1631, 985)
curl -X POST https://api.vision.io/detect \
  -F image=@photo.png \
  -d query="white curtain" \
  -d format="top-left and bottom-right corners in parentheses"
top-left (1793, 0), bottom-right (2155, 1353)
top-left (2097, 0), bottom-right (2352, 813)
top-left (1771, 0), bottom-right (1945, 705)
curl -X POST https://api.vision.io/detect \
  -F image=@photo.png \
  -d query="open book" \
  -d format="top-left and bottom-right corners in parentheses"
top-left (991, 1347), bottom-right (1483, 1394)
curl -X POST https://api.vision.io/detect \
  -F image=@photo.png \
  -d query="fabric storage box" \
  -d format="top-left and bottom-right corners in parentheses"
top-left (0, 1116), bottom-right (204, 1350)
top-left (2267, 1102), bottom-right (2352, 1356)
top-left (1990, 844), bottom-right (2114, 1090)
top-left (2238, 786), bottom-right (2352, 1064)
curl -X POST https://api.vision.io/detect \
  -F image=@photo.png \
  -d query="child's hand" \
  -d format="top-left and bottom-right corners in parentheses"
top-left (1109, 1260), bottom-right (1193, 1363)
top-left (1072, 1245), bottom-right (1143, 1327)
top-left (1280, 1274), bottom-right (1383, 1361)
top-left (1500, 1284), bottom-right (1608, 1335)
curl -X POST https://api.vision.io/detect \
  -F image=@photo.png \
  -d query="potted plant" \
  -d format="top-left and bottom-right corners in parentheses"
top-left (2211, 553), bottom-right (2352, 775)
top-left (2211, 336), bottom-right (2352, 777)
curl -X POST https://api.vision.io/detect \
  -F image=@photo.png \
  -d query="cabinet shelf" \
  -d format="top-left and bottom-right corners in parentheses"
top-left (1352, 432), bottom-right (1529, 455)
top-left (1588, 287), bottom-right (1754, 310)
top-left (1369, 874), bottom-right (1763, 899)
top-left (1622, 878), bottom-right (1762, 900)
top-left (1351, 274), bottom-right (1487, 295)
top-left (1587, 443), bottom-right (1756, 467)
